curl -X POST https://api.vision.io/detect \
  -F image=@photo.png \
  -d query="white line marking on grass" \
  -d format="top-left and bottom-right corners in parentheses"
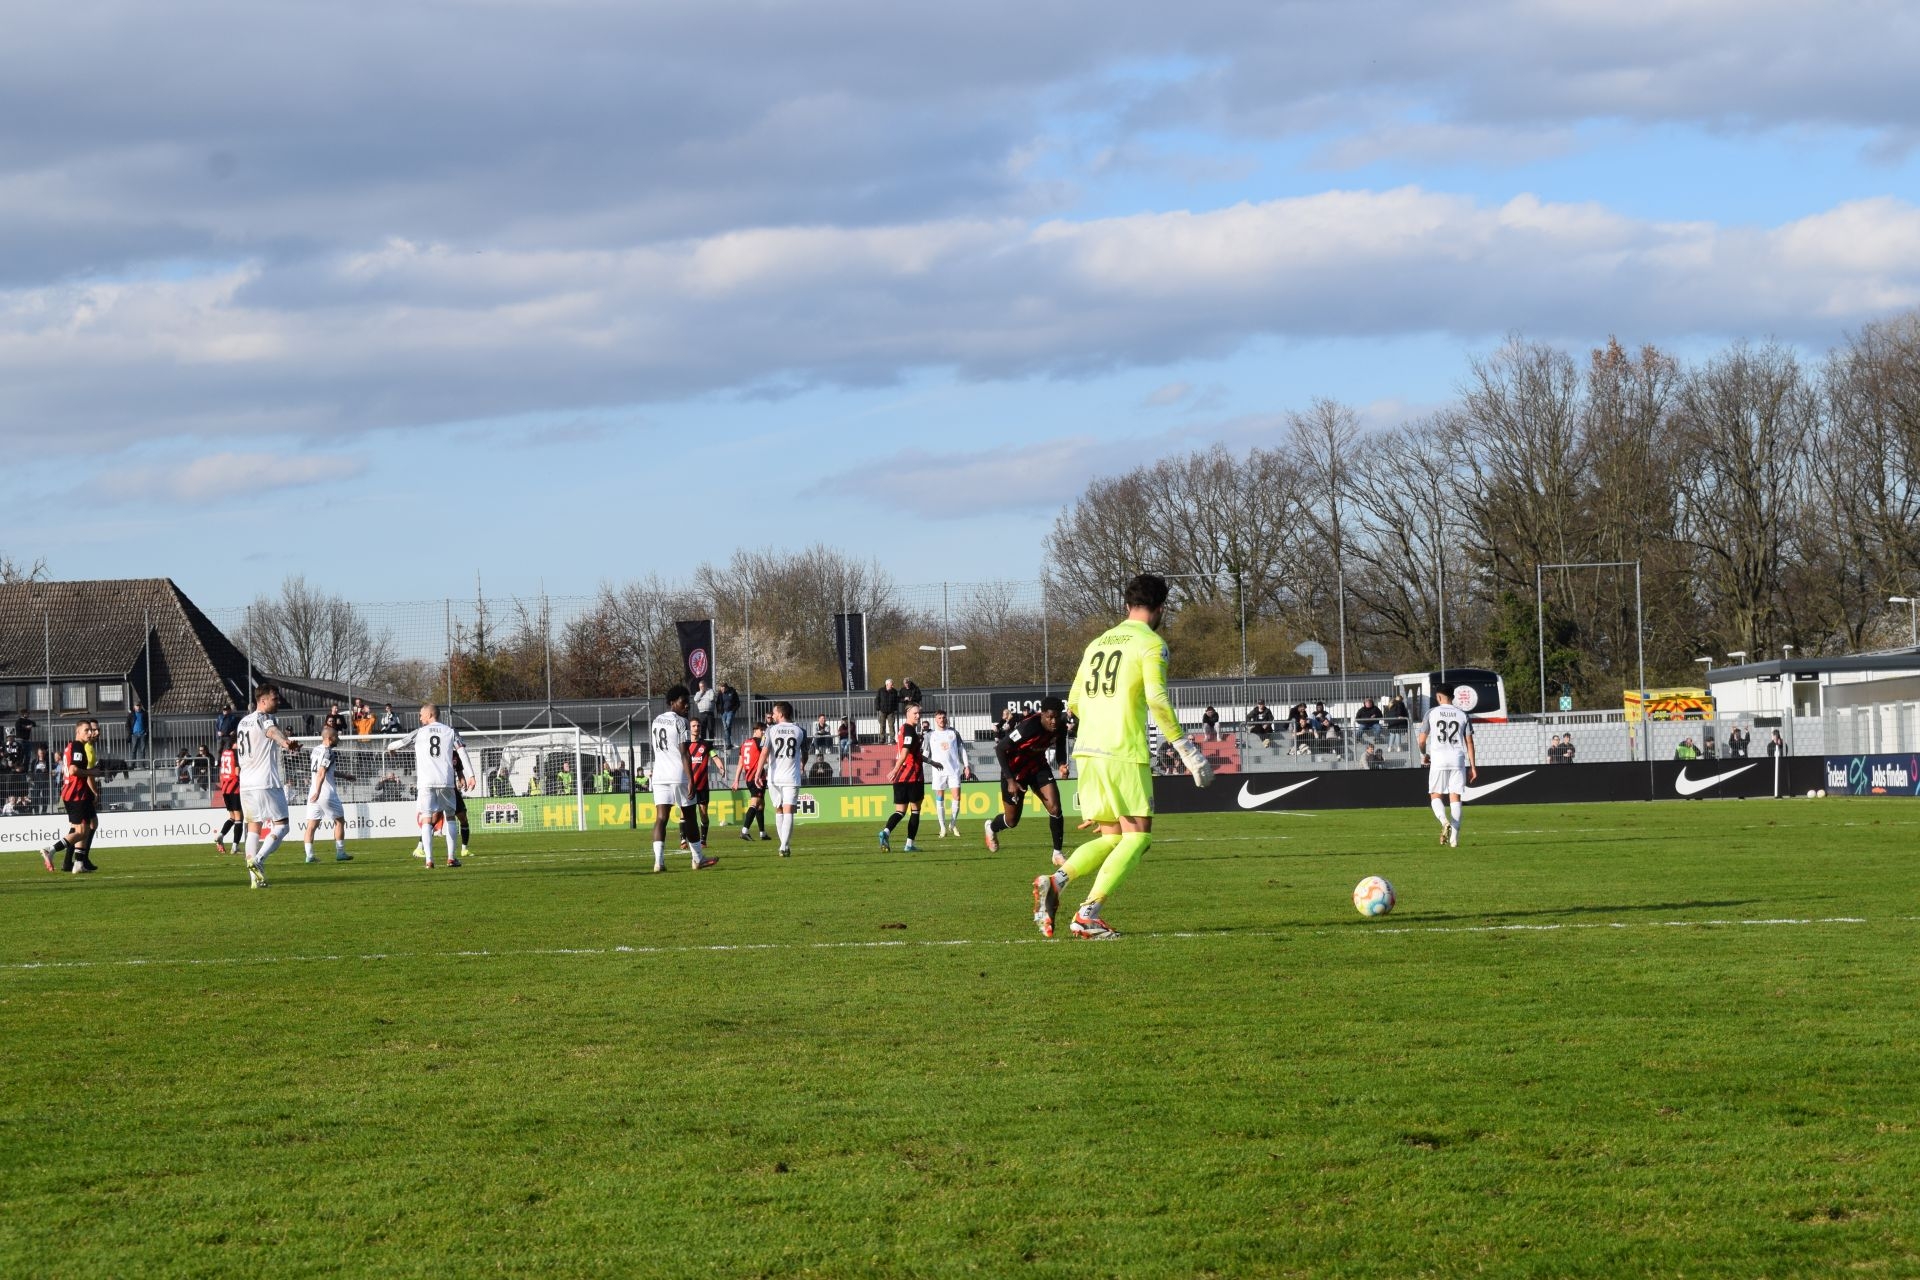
top-left (0, 915), bottom-right (1884, 974)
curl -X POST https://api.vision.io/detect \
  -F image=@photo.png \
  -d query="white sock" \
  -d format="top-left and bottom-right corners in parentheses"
top-left (1449, 800), bottom-right (1463, 829)
top-left (245, 827), bottom-right (261, 864)
top-left (776, 812), bottom-right (793, 847)
top-left (303, 841), bottom-right (314, 858)
top-left (688, 840), bottom-right (705, 866)
top-left (1430, 797), bottom-right (1447, 825)
top-left (444, 826), bottom-right (457, 860)
top-left (417, 820), bottom-right (431, 855)
top-left (335, 839), bottom-right (346, 857)
top-left (259, 823), bottom-right (287, 860)
top-left (652, 840), bottom-right (665, 859)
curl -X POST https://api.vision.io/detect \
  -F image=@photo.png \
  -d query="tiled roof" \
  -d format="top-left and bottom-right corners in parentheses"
top-left (0, 579), bottom-right (258, 713)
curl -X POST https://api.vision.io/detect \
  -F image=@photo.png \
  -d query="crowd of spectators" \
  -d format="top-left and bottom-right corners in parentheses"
top-left (0, 714), bottom-right (50, 812)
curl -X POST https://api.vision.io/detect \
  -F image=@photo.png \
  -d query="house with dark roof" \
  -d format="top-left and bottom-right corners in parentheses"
top-left (0, 578), bottom-right (269, 723)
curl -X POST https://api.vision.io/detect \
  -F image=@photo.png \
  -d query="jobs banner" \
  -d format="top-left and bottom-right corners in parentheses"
top-left (1822, 755), bottom-right (1920, 796)
top-left (832, 612), bottom-right (868, 692)
top-left (674, 619), bottom-right (716, 691)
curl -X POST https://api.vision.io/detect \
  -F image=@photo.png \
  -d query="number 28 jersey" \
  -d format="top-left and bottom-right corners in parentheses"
top-left (763, 723), bottom-right (805, 788)
top-left (1422, 705), bottom-right (1473, 769)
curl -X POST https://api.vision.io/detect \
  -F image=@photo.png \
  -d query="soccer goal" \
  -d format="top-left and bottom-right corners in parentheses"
top-left (282, 726), bottom-right (636, 835)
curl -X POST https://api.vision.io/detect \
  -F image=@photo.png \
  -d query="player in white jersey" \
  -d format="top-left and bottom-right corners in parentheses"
top-left (386, 703), bottom-right (475, 868)
top-left (302, 723), bottom-right (354, 864)
top-left (923, 710), bottom-right (971, 836)
top-left (1417, 687), bottom-right (1478, 847)
top-left (758, 701), bottom-right (806, 857)
top-left (648, 684), bottom-right (716, 873)
top-left (235, 685), bottom-right (301, 888)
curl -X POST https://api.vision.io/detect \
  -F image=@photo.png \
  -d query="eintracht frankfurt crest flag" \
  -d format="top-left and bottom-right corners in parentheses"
top-left (675, 619), bottom-right (716, 689)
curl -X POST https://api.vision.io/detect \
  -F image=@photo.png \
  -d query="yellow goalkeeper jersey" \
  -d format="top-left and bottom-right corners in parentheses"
top-left (1066, 617), bottom-right (1189, 764)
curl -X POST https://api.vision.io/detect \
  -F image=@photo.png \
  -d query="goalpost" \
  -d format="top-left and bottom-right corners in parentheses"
top-left (282, 727), bottom-right (631, 836)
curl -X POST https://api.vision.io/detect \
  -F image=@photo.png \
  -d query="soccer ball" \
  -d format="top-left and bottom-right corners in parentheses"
top-left (1353, 875), bottom-right (1396, 917)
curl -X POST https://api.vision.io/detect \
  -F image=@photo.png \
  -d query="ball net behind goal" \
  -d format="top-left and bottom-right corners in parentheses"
top-left (282, 727), bottom-right (629, 833)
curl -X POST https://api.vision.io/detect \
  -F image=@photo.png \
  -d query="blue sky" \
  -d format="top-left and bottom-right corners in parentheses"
top-left (5, 0), bottom-right (1918, 609)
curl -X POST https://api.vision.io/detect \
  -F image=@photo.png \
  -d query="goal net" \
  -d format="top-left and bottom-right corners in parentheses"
top-left (282, 726), bottom-right (635, 835)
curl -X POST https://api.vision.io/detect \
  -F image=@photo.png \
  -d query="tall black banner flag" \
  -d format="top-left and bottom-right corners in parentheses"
top-left (674, 619), bottom-right (716, 690)
top-left (833, 612), bottom-right (868, 692)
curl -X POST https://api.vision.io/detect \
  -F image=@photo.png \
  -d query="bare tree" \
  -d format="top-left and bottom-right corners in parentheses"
top-left (242, 575), bottom-right (399, 687)
top-left (0, 555), bottom-right (47, 585)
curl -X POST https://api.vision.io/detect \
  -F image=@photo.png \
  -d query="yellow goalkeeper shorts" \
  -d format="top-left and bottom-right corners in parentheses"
top-left (1074, 756), bottom-right (1155, 823)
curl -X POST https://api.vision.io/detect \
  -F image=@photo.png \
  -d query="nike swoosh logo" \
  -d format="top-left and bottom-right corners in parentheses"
top-left (1236, 778), bottom-right (1318, 809)
top-left (1460, 771), bottom-right (1535, 802)
top-left (1674, 764), bottom-right (1758, 796)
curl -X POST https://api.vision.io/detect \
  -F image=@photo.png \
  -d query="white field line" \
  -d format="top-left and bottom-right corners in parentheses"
top-left (0, 915), bottom-right (1888, 975)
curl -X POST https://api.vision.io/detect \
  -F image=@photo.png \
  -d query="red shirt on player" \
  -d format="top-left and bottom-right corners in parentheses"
top-left (217, 746), bottom-right (241, 797)
top-left (736, 737), bottom-right (764, 788)
top-left (891, 719), bottom-right (926, 784)
top-left (688, 739), bottom-right (712, 793)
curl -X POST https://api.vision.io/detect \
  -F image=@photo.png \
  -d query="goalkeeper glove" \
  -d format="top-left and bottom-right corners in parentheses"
top-left (1172, 737), bottom-right (1213, 788)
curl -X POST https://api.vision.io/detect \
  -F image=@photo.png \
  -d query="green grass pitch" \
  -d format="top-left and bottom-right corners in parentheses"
top-left (5, 799), bottom-right (1919, 1277)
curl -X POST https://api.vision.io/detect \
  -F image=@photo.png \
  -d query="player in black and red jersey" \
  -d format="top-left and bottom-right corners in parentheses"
top-left (45, 718), bottom-right (102, 873)
top-left (878, 702), bottom-right (926, 852)
top-left (451, 740), bottom-right (473, 858)
top-left (213, 735), bottom-right (244, 854)
top-left (983, 696), bottom-right (1067, 864)
top-left (733, 723), bottom-right (769, 841)
top-left (681, 718), bottom-right (715, 847)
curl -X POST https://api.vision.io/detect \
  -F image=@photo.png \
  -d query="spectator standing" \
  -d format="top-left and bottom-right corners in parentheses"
top-left (693, 679), bottom-right (718, 741)
top-left (719, 683), bottom-right (740, 748)
top-left (1675, 738), bottom-right (1699, 761)
top-left (14, 711), bottom-right (35, 745)
top-left (215, 700), bottom-right (240, 743)
top-left (323, 703), bottom-right (349, 738)
top-left (1766, 729), bottom-right (1786, 757)
top-left (901, 679), bottom-right (923, 710)
top-left (377, 703), bottom-right (403, 734)
top-left (837, 717), bottom-right (853, 773)
top-left (29, 746), bottom-right (50, 813)
top-left (1384, 695), bottom-right (1410, 749)
top-left (352, 701), bottom-right (375, 740)
top-left (128, 699), bottom-right (149, 759)
top-left (1201, 706), bottom-right (1221, 742)
top-left (1726, 725), bottom-right (1751, 758)
top-left (875, 679), bottom-right (902, 741)
top-left (1561, 735), bottom-right (1576, 764)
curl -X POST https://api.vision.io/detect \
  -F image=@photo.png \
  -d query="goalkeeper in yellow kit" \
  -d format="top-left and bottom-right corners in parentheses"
top-left (1032, 573), bottom-right (1213, 940)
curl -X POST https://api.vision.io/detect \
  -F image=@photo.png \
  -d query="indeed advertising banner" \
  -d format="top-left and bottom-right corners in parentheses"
top-left (1823, 755), bottom-right (1920, 796)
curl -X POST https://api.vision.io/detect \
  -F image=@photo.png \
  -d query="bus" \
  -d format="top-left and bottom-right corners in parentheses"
top-left (1393, 667), bottom-right (1510, 724)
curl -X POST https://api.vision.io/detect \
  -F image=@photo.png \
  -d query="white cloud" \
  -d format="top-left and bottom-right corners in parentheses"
top-left (6, 189), bottom-right (1920, 452)
top-left (95, 452), bottom-right (366, 502)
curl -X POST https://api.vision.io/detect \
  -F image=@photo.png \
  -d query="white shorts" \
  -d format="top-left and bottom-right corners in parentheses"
top-left (768, 783), bottom-right (798, 810)
top-left (241, 786), bottom-right (289, 824)
top-left (1427, 765), bottom-right (1467, 797)
top-left (652, 780), bottom-right (691, 810)
top-left (309, 790), bottom-right (345, 821)
top-left (418, 786), bottom-right (459, 817)
top-left (928, 765), bottom-right (959, 793)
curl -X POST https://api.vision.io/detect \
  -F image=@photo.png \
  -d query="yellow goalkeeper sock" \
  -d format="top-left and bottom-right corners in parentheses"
top-left (1060, 833), bottom-right (1119, 882)
top-left (1087, 832), bottom-right (1151, 905)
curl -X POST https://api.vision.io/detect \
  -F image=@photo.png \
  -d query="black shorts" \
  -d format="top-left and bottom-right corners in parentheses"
top-left (693, 787), bottom-right (709, 806)
top-left (1001, 764), bottom-right (1057, 806)
top-left (892, 781), bottom-right (925, 806)
top-left (64, 797), bottom-right (97, 825)
top-left (746, 781), bottom-right (766, 800)
top-left (222, 792), bottom-right (243, 815)
top-left (454, 790), bottom-right (468, 818)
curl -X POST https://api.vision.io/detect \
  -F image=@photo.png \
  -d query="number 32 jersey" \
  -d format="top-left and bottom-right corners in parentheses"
top-left (1065, 618), bottom-right (1187, 765)
top-left (1422, 705), bottom-right (1473, 768)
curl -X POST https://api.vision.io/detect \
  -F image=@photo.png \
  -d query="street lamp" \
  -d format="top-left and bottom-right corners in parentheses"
top-left (1782, 643), bottom-right (1794, 660)
top-left (1890, 596), bottom-right (1918, 647)
top-left (1694, 656), bottom-right (1713, 673)
top-left (1725, 650), bottom-right (1747, 663)
top-left (918, 643), bottom-right (967, 708)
